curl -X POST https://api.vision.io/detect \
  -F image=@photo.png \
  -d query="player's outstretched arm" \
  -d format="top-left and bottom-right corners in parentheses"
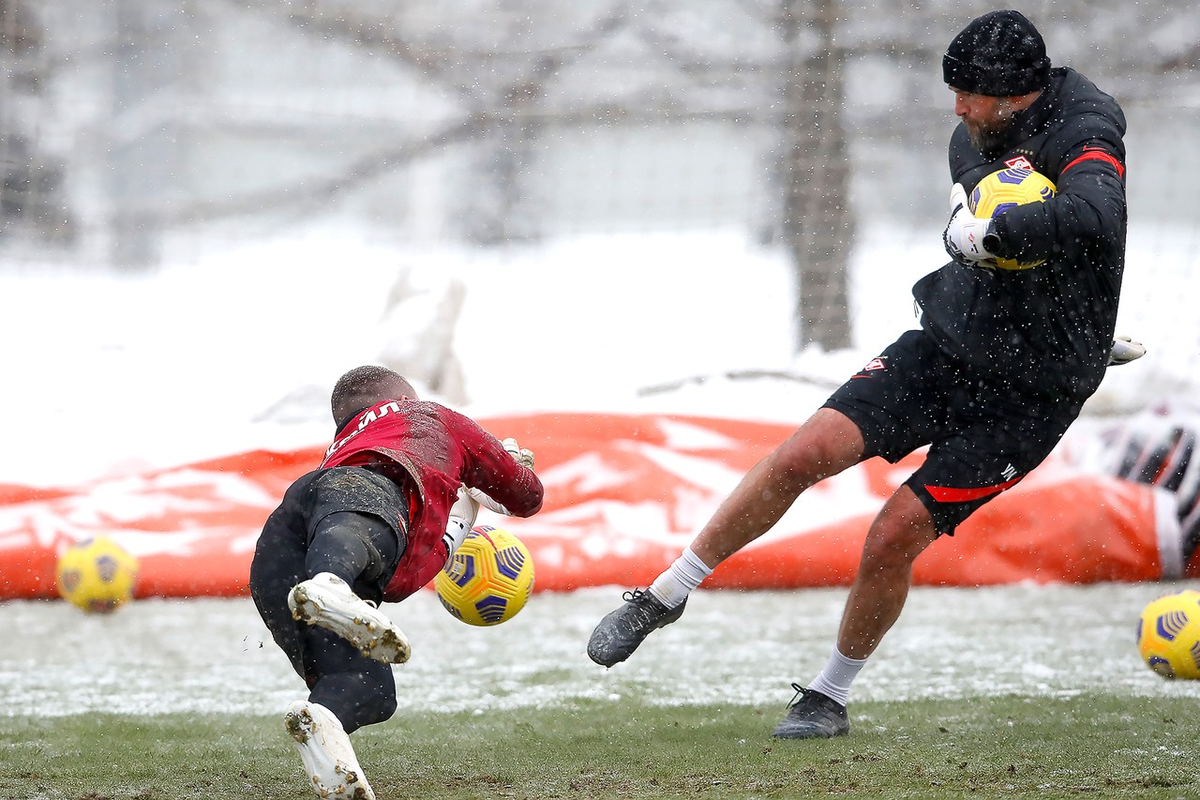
top-left (466, 440), bottom-right (536, 515)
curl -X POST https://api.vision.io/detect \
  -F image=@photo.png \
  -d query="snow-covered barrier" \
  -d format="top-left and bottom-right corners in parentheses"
top-left (1, 412), bottom-right (1194, 601)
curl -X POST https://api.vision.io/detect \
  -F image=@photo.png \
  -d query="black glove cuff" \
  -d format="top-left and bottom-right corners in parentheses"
top-left (982, 218), bottom-right (1005, 256)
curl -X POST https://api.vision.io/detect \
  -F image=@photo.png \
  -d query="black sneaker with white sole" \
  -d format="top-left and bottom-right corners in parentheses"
top-left (587, 588), bottom-right (686, 667)
top-left (770, 684), bottom-right (850, 739)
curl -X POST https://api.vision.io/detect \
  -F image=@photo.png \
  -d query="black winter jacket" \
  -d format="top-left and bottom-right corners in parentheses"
top-left (913, 67), bottom-right (1127, 400)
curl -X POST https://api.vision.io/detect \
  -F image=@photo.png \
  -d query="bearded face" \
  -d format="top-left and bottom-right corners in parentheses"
top-left (964, 98), bottom-right (1017, 153)
top-left (950, 89), bottom-right (1022, 155)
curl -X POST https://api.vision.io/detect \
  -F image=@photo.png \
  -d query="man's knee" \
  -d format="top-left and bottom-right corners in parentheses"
top-left (779, 408), bottom-right (866, 479)
top-left (310, 512), bottom-right (402, 581)
top-left (346, 669), bottom-right (397, 729)
top-left (312, 664), bottom-right (398, 732)
top-left (862, 490), bottom-right (940, 567)
top-left (366, 680), bottom-right (398, 726)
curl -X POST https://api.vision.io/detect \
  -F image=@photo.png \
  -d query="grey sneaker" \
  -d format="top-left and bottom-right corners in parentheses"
top-left (288, 573), bottom-right (410, 664)
top-left (587, 588), bottom-right (686, 667)
top-left (771, 683), bottom-right (850, 739)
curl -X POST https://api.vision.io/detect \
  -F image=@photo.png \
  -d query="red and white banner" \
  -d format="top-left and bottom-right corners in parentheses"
top-left (1, 412), bottom-right (1194, 601)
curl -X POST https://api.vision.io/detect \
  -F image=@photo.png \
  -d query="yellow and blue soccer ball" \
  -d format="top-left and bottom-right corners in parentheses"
top-left (55, 536), bottom-right (140, 614)
top-left (969, 167), bottom-right (1056, 270)
top-left (1136, 589), bottom-right (1200, 679)
top-left (435, 526), bottom-right (534, 626)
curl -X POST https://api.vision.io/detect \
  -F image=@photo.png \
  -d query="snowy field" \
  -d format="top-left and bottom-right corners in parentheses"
top-left (5, 582), bottom-right (1199, 719)
top-left (3, 226), bottom-right (1200, 720)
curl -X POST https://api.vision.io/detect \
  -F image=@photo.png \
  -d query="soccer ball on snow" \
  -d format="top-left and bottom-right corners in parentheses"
top-left (968, 166), bottom-right (1056, 270)
top-left (55, 535), bottom-right (140, 614)
top-left (435, 525), bottom-right (534, 626)
top-left (1136, 589), bottom-right (1200, 679)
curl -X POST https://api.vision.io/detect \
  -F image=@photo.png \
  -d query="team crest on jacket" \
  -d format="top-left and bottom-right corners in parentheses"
top-left (1004, 155), bottom-right (1034, 170)
top-left (853, 356), bottom-right (887, 379)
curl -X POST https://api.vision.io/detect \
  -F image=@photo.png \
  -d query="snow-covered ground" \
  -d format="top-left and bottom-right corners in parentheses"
top-left (3, 225), bottom-right (1199, 716)
top-left (5, 583), bottom-right (1199, 719)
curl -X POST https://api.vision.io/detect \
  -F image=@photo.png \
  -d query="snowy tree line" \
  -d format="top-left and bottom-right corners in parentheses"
top-left (1, 0), bottom-right (1196, 347)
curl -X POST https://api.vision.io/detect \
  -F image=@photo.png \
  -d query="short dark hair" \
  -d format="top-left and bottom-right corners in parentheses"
top-left (330, 365), bottom-right (417, 427)
top-left (943, 10), bottom-right (1050, 97)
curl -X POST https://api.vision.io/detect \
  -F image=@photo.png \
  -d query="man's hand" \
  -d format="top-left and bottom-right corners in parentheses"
top-left (502, 437), bottom-right (535, 470)
top-left (1108, 335), bottom-right (1146, 367)
top-left (943, 183), bottom-right (995, 265)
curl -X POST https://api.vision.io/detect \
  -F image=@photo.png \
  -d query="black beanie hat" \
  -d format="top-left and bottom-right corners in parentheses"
top-left (942, 10), bottom-right (1050, 96)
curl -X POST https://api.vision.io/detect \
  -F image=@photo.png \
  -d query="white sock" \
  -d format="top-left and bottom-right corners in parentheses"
top-left (648, 547), bottom-right (713, 609)
top-left (807, 647), bottom-right (867, 708)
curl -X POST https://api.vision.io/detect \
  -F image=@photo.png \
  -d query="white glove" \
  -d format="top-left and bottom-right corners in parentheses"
top-left (502, 437), bottom-right (535, 470)
top-left (943, 183), bottom-right (995, 265)
top-left (442, 485), bottom-right (479, 559)
top-left (1108, 335), bottom-right (1146, 367)
top-left (467, 486), bottom-right (511, 515)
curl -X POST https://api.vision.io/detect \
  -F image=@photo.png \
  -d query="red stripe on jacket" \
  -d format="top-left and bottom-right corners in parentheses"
top-left (1062, 147), bottom-right (1125, 179)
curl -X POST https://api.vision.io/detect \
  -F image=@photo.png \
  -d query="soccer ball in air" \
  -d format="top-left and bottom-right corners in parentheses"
top-left (1136, 590), bottom-right (1200, 679)
top-left (969, 167), bottom-right (1056, 270)
top-left (435, 525), bottom-right (534, 626)
top-left (55, 536), bottom-right (140, 614)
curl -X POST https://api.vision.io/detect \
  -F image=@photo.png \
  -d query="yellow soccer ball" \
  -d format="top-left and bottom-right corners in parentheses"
top-left (55, 536), bottom-right (140, 614)
top-left (435, 526), bottom-right (534, 626)
top-left (1136, 589), bottom-right (1200, 680)
top-left (969, 167), bottom-right (1056, 270)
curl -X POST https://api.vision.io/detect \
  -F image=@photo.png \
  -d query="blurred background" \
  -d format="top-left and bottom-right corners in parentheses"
top-left (1, 0), bottom-right (1198, 420)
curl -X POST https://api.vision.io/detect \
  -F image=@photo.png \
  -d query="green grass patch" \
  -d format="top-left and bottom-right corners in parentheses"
top-left (1, 694), bottom-right (1196, 799)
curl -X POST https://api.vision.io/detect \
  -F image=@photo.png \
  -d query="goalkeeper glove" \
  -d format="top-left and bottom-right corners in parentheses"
top-left (1108, 335), bottom-right (1146, 367)
top-left (943, 183), bottom-right (995, 265)
top-left (467, 486), bottom-right (511, 516)
top-left (502, 437), bottom-right (535, 470)
top-left (442, 485), bottom-right (479, 559)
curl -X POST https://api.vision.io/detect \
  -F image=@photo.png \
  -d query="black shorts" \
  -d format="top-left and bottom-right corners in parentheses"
top-left (256, 466), bottom-right (409, 604)
top-left (283, 466), bottom-right (410, 545)
top-left (250, 467), bottom-right (409, 682)
top-left (249, 467), bottom-right (409, 724)
top-left (824, 329), bottom-right (1085, 535)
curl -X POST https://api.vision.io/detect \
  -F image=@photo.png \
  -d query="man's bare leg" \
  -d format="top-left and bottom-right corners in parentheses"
top-left (774, 485), bottom-right (940, 739)
top-left (587, 409), bottom-right (865, 667)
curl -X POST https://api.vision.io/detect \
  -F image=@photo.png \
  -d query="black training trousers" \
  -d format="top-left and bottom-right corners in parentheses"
top-left (248, 467), bottom-right (409, 732)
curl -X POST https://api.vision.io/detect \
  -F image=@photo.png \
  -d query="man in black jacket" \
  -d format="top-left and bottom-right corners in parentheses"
top-left (587, 10), bottom-right (1138, 738)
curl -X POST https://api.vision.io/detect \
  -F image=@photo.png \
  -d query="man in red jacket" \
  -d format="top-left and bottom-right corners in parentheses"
top-left (249, 365), bottom-right (543, 800)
